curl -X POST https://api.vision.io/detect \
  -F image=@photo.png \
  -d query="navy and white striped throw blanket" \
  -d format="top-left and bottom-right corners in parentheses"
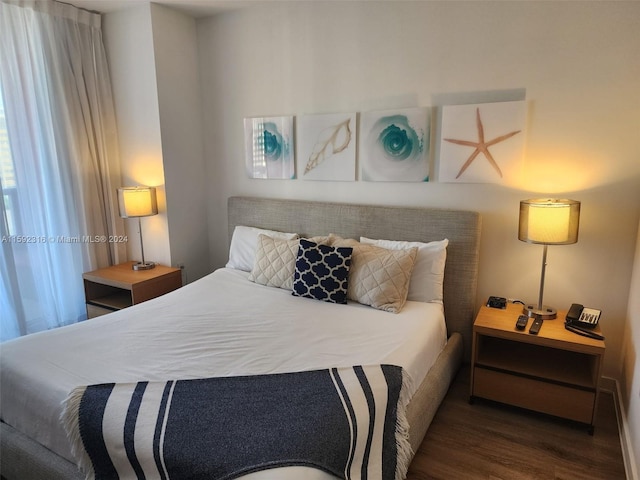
top-left (62, 364), bottom-right (412, 480)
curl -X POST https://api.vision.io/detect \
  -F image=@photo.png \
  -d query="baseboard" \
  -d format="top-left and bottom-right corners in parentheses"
top-left (604, 376), bottom-right (639, 480)
top-left (601, 376), bottom-right (616, 393)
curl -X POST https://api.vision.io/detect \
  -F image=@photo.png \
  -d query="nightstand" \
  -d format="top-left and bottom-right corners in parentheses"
top-left (470, 302), bottom-right (605, 433)
top-left (83, 262), bottom-right (182, 319)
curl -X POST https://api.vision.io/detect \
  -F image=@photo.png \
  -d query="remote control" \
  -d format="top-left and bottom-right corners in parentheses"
top-left (516, 314), bottom-right (528, 331)
top-left (529, 318), bottom-right (543, 335)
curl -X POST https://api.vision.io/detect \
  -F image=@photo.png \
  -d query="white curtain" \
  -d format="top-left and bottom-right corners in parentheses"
top-left (0, 0), bottom-right (124, 341)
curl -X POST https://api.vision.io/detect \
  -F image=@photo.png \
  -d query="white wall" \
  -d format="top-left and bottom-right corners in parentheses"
top-left (103, 4), bottom-right (172, 267)
top-left (150, 4), bottom-right (210, 282)
top-left (104, 4), bottom-right (210, 281)
top-left (197, 1), bottom-right (640, 377)
top-left (622, 219), bottom-right (640, 475)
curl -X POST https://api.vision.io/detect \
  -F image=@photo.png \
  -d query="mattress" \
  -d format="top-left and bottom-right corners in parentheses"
top-left (0, 267), bottom-right (447, 478)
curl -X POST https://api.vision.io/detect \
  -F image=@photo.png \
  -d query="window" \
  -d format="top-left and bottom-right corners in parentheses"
top-left (0, 85), bottom-right (18, 236)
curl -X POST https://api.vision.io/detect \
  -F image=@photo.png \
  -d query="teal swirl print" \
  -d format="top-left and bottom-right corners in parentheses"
top-left (261, 122), bottom-right (285, 162)
top-left (376, 116), bottom-right (421, 161)
top-left (360, 108), bottom-right (429, 182)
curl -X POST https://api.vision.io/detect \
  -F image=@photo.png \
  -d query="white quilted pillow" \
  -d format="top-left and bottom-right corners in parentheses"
top-left (331, 237), bottom-right (418, 313)
top-left (361, 237), bottom-right (448, 304)
top-left (226, 226), bottom-right (298, 272)
top-left (249, 235), bottom-right (299, 289)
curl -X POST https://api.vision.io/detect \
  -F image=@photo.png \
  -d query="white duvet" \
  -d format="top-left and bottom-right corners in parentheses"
top-left (0, 268), bottom-right (447, 479)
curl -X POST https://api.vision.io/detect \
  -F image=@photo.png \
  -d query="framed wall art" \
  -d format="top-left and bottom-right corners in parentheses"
top-left (359, 107), bottom-right (430, 182)
top-left (438, 101), bottom-right (527, 183)
top-left (297, 112), bottom-right (356, 181)
top-left (244, 116), bottom-right (295, 179)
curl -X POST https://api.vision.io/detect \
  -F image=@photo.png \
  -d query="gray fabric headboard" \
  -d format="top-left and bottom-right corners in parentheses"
top-left (228, 196), bottom-right (481, 360)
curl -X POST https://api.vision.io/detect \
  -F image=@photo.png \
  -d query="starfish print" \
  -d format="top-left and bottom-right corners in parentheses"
top-left (444, 108), bottom-right (521, 179)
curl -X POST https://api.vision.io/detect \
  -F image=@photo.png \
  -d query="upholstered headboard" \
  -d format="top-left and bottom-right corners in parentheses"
top-left (228, 196), bottom-right (481, 359)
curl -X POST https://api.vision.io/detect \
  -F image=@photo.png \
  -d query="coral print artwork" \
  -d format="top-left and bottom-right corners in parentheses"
top-left (439, 101), bottom-right (527, 184)
top-left (359, 107), bottom-right (430, 182)
top-left (244, 116), bottom-right (295, 179)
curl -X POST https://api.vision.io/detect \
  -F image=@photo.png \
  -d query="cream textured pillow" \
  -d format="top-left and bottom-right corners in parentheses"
top-left (248, 235), bottom-right (334, 289)
top-left (248, 235), bottom-right (299, 289)
top-left (331, 237), bottom-right (418, 313)
top-left (361, 237), bottom-right (448, 304)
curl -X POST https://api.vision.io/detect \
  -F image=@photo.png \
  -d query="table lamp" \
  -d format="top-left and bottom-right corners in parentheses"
top-left (518, 198), bottom-right (580, 319)
top-left (117, 186), bottom-right (158, 270)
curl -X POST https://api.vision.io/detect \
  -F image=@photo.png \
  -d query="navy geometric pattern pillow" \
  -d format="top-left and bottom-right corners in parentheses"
top-left (292, 239), bottom-right (353, 304)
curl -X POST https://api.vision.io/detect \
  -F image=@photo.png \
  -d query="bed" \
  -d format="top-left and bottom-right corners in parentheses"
top-left (0, 196), bottom-right (481, 480)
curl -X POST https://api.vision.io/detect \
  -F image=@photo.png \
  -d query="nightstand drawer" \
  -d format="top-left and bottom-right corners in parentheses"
top-left (473, 367), bottom-right (595, 424)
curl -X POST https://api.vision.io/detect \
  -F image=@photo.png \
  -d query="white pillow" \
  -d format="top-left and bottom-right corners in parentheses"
top-left (360, 237), bottom-right (448, 304)
top-left (226, 226), bottom-right (298, 272)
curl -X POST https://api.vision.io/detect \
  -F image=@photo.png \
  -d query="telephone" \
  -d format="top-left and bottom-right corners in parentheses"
top-left (565, 303), bottom-right (604, 340)
top-left (487, 296), bottom-right (507, 309)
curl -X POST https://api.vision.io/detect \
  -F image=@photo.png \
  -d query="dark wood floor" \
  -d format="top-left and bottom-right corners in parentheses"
top-left (406, 366), bottom-right (626, 480)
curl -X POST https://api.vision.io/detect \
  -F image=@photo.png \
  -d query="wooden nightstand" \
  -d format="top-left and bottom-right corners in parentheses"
top-left (470, 302), bottom-right (605, 433)
top-left (83, 262), bottom-right (182, 319)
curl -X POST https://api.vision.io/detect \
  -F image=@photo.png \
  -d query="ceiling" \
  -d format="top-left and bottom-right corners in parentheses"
top-left (68, 0), bottom-right (258, 18)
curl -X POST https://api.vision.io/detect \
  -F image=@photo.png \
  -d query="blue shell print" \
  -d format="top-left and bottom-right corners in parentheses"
top-left (261, 122), bottom-right (285, 162)
top-left (363, 113), bottom-right (429, 182)
top-left (260, 122), bottom-right (292, 178)
top-left (245, 117), bottom-right (295, 179)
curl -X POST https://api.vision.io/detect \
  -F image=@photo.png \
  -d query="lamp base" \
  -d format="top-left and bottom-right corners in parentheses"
top-left (132, 261), bottom-right (155, 271)
top-left (523, 304), bottom-right (557, 320)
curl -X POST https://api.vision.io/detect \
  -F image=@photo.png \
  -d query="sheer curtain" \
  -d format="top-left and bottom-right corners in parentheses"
top-left (0, 0), bottom-right (124, 341)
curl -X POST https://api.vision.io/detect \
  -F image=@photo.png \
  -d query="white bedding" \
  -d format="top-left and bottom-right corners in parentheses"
top-left (0, 268), bottom-right (447, 478)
